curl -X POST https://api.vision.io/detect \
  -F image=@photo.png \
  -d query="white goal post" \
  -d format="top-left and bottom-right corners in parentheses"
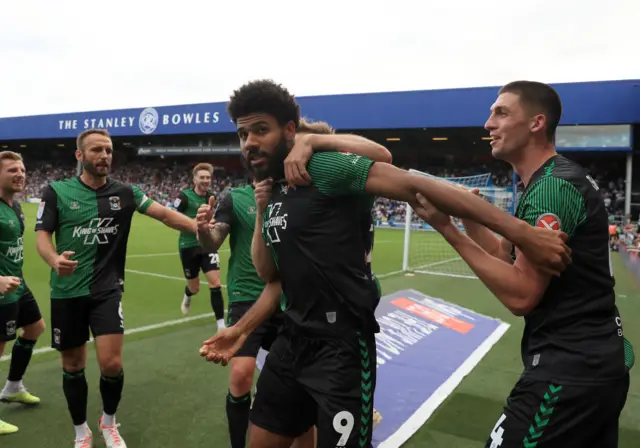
top-left (401, 169), bottom-right (517, 279)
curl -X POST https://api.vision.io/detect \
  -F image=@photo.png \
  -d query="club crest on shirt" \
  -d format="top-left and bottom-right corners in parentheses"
top-left (536, 213), bottom-right (561, 231)
top-left (109, 196), bottom-right (121, 211)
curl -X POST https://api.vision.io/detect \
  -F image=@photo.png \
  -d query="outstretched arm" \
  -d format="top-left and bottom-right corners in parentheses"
top-left (305, 133), bottom-right (392, 163)
top-left (440, 223), bottom-right (549, 315)
top-left (285, 133), bottom-right (392, 186)
top-left (364, 162), bottom-right (570, 274)
top-left (463, 219), bottom-right (514, 264)
top-left (144, 202), bottom-right (197, 233)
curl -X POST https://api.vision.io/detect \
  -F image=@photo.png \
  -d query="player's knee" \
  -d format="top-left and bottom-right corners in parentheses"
top-left (187, 280), bottom-right (200, 295)
top-left (206, 271), bottom-right (221, 289)
top-left (0, 341), bottom-right (6, 358)
top-left (230, 362), bottom-right (255, 395)
top-left (23, 318), bottom-right (45, 340)
top-left (61, 349), bottom-right (86, 372)
top-left (99, 356), bottom-right (123, 377)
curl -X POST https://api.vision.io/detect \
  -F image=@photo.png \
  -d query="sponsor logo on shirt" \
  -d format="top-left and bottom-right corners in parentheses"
top-left (73, 218), bottom-right (120, 244)
top-left (535, 213), bottom-right (561, 231)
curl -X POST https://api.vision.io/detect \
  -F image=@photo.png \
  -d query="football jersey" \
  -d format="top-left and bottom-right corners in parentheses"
top-left (515, 155), bottom-right (632, 383)
top-left (0, 200), bottom-right (25, 305)
top-left (176, 188), bottom-right (214, 249)
top-left (262, 152), bottom-right (379, 337)
top-left (35, 177), bottom-right (154, 299)
top-left (214, 186), bottom-right (265, 303)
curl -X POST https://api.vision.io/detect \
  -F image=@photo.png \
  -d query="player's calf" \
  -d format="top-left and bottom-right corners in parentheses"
top-left (227, 357), bottom-right (257, 448)
top-left (61, 353), bottom-right (91, 444)
top-left (205, 269), bottom-right (225, 329)
top-left (95, 334), bottom-right (126, 447)
top-left (181, 279), bottom-right (201, 315)
top-left (1, 319), bottom-right (45, 405)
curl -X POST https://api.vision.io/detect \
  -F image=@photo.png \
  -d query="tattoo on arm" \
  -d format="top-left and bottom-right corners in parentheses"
top-left (210, 222), bottom-right (230, 250)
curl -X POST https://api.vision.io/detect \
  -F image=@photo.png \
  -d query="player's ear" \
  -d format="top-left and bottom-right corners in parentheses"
top-left (283, 121), bottom-right (296, 142)
top-left (74, 149), bottom-right (83, 161)
top-left (529, 113), bottom-right (546, 135)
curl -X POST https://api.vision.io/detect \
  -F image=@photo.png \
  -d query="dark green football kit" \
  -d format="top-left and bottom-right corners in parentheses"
top-left (252, 152), bottom-right (379, 448)
top-left (485, 155), bottom-right (634, 448)
top-left (35, 177), bottom-right (154, 350)
top-left (0, 199), bottom-right (41, 341)
top-left (213, 185), bottom-right (281, 358)
top-left (176, 188), bottom-right (220, 278)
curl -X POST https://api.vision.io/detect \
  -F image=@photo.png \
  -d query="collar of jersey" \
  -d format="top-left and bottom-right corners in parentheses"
top-left (75, 175), bottom-right (113, 192)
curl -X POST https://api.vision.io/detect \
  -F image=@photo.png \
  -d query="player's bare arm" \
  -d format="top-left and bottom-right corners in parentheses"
top-left (456, 188), bottom-right (514, 263)
top-left (308, 133), bottom-right (391, 162)
top-left (458, 189), bottom-right (514, 264)
top-left (285, 133), bottom-right (392, 186)
top-left (35, 231), bottom-right (78, 277)
top-left (442, 226), bottom-right (547, 315)
top-left (252, 179), bottom-right (278, 282)
top-left (144, 201), bottom-right (197, 233)
top-left (364, 162), bottom-right (571, 276)
top-left (201, 222), bottom-right (230, 253)
top-left (195, 197), bottom-right (230, 252)
top-left (414, 194), bottom-right (549, 315)
top-left (200, 280), bottom-right (282, 364)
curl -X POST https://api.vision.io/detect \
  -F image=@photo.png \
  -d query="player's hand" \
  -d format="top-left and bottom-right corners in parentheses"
top-left (0, 276), bottom-right (21, 295)
top-left (254, 179), bottom-right (273, 215)
top-left (284, 134), bottom-right (313, 187)
top-left (196, 196), bottom-right (215, 233)
top-left (199, 326), bottom-right (247, 366)
top-left (412, 193), bottom-right (453, 231)
top-left (54, 251), bottom-right (78, 277)
top-left (515, 227), bottom-right (572, 277)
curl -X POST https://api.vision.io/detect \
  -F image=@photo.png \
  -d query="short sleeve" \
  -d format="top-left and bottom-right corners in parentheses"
top-left (213, 192), bottom-right (234, 225)
top-left (132, 185), bottom-right (154, 214)
top-left (175, 192), bottom-right (188, 213)
top-left (307, 152), bottom-right (374, 196)
top-left (519, 177), bottom-right (586, 238)
top-left (34, 185), bottom-right (59, 233)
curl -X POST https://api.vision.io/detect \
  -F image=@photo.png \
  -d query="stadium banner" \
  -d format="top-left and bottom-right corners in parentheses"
top-left (137, 146), bottom-right (240, 156)
top-left (0, 81), bottom-right (638, 141)
top-left (257, 289), bottom-right (510, 448)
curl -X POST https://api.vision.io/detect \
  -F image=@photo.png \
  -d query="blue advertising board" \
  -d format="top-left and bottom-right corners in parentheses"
top-left (257, 289), bottom-right (510, 447)
top-left (0, 80), bottom-right (638, 142)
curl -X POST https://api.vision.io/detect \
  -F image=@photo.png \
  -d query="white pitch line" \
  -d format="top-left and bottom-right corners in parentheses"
top-left (0, 311), bottom-right (223, 363)
top-left (124, 269), bottom-right (227, 288)
top-left (128, 249), bottom-right (229, 259)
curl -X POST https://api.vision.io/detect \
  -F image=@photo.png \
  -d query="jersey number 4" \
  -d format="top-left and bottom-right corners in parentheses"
top-left (489, 413), bottom-right (506, 447)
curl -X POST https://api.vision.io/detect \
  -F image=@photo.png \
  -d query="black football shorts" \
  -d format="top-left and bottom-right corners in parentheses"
top-left (485, 373), bottom-right (630, 448)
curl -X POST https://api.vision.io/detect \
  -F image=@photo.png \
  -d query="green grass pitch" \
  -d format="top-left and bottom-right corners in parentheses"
top-left (1, 203), bottom-right (639, 447)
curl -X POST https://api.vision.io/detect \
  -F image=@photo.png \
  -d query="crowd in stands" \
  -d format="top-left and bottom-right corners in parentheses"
top-left (19, 158), bottom-right (627, 228)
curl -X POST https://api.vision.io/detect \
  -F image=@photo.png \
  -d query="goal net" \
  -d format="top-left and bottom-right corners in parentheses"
top-left (401, 169), bottom-right (516, 279)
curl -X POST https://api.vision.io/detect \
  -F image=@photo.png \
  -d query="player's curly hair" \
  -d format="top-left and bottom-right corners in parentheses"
top-left (226, 80), bottom-right (300, 128)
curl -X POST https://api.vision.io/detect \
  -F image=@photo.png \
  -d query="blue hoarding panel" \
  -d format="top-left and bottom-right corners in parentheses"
top-left (0, 80), bottom-right (638, 141)
top-left (257, 289), bottom-right (510, 447)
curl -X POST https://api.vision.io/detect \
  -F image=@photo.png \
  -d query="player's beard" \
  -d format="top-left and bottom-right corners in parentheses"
top-left (82, 156), bottom-right (109, 178)
top-left (245, 136), bottom-right (289, 182)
